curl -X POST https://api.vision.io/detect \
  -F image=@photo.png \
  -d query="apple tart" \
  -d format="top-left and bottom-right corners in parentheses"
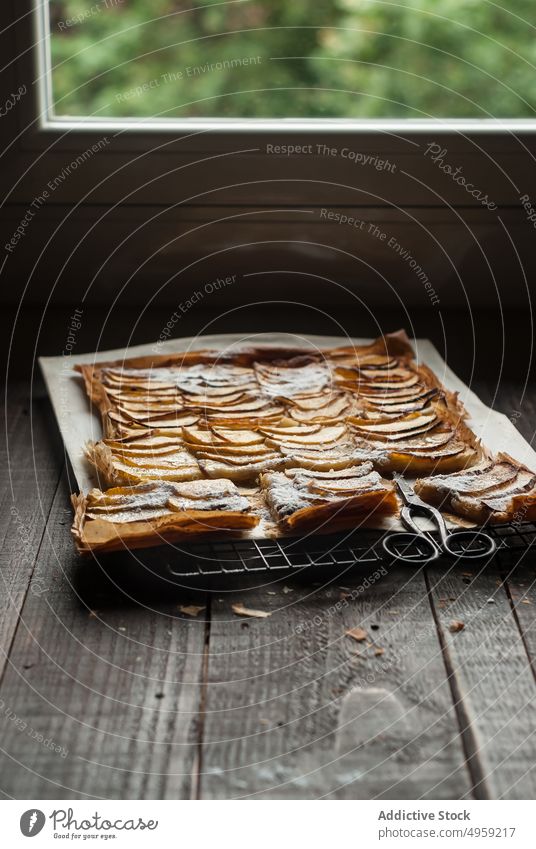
top-left (71, 331), bottom-right (530, 553)
top-left (415, 454), bottom-right (536, 524)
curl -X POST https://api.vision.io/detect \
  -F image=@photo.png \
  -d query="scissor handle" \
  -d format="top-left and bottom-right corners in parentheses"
top-left (382, 531), bottom-right (440, 564)
top-left (400, 502), bottom-right (450, 543)
top-left (442, 529), bottom-right (497, 560)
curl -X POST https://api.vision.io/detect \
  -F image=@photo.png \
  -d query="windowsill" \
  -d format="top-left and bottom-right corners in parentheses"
top-left (40, 115), bottom-right (536, 134)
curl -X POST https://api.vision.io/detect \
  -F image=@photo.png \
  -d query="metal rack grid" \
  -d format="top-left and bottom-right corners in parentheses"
top-left (164, 521), bottom-right (536, 580)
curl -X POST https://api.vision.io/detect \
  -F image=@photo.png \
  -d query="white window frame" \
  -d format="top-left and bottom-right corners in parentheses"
top-left (32, 0), bottom-right (536, 137)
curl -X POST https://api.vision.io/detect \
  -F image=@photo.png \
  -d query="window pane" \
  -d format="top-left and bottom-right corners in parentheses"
top-left (48, 0), bottom-right (536, 119)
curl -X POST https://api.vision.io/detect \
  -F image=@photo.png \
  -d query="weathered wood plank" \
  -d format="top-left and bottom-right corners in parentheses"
top-left (427, 559), bottom-right (536, 799)
top-left (0, 383), bottom-right (63, 678)
top-left (199, 565), bottom-right (473, 799)
top-left (0, 471), bottom-right (207, 799)
top-left (480, 382), bottom-right (536, 440)
top-left (502, 562), bottom-right (536, 680)
top-left (477, 380), bottom-right (536, 677)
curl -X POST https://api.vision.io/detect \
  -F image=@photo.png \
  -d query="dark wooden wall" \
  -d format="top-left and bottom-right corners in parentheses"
top-left (1, 1), bottom-right (536, 382)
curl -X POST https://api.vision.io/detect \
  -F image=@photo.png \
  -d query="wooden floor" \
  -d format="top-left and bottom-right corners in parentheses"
top-left (1, 378), bottom-right (535, 800)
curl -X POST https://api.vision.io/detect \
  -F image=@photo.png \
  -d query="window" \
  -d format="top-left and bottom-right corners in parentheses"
top-left (43, 0), bottom-right (536, 124)
top-left (2, 1), bottom-right (534, 319)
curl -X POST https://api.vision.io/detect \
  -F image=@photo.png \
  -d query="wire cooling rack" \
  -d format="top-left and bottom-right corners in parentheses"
top-left (161, 521), bottom-right (536, 581)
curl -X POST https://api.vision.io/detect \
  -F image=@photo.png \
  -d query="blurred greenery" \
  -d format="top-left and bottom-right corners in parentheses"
top-left (48, 0), bottom-right (536, 118)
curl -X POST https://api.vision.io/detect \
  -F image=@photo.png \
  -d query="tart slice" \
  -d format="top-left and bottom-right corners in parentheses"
top-left (182, 425), bottom-right (284, 481)
top-left (348, 404), bottom-right (481, 476)
top-left (260, 464), bottom-right (397, 533)
top-left (414, 453), bottom-right (536, 523)
top-left (72, 478), bottom-right (259, 553)
top-left (86, 434), bottom-right (201, 487)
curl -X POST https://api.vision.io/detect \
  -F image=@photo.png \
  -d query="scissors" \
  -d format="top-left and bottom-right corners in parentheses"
top-left (382, 473), bottom-right (497, 563)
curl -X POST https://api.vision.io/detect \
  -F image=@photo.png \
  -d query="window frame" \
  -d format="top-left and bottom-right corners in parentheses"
top-left (26, 0), bottom-right (536, 137)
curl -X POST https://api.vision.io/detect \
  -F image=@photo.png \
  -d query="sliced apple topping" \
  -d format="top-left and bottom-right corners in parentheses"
top-left (261, 466), bottom-right (397, 532)
top-left (264, 424), bottom-right (347, 446)
top-left (86, 436), bottom-right (202, 487)
top-left (415, 454), bottom-right (536, 523)
top-left (72, 478), bottom-right (258, 553)
top-left (349, 411), bottom-right (438, 437)
top-left (254, 361), bottom-right (331, 398)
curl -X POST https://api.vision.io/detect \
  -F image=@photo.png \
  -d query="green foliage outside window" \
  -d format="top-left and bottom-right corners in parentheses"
top-left (48, 0), bottom-right (536, 118)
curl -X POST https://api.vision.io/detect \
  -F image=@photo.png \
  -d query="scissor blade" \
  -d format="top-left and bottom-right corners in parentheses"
top-left (392, 473), bottom-right (418, 504)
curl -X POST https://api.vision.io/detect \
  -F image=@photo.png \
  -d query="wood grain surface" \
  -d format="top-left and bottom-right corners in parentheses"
top-left (0, 378), bottom-right (535, 799)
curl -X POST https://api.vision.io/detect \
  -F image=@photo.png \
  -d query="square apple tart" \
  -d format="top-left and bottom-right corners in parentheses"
top-left (71, 331), bottom-right (532, 554)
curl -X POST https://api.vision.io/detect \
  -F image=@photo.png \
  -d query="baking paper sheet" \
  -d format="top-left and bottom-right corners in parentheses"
top-left (39, 332), bottom-right (536, 535)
